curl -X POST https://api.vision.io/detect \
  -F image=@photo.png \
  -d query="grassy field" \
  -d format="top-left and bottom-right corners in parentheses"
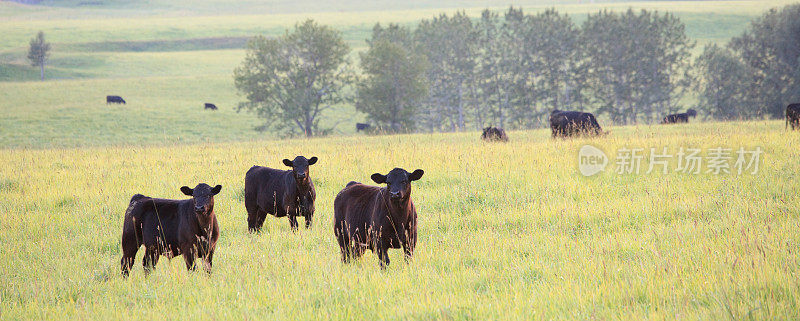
top-left (1, 1), bottom-right (799, 319)
top-left (1, 120), bottom-right (798, 319)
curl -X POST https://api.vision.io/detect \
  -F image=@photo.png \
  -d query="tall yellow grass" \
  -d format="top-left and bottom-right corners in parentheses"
top-left (0, 120), bottom-right (797, 319)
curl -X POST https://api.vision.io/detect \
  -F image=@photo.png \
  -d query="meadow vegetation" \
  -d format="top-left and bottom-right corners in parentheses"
top-left (1, 1), bottom-right (799, 319)
top-left (0, 0), bottom-right (795, 144)
top-left (1, 121), bottom-right (798, 319)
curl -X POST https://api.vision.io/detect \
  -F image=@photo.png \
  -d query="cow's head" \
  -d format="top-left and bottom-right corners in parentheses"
top-left (283, 156), bottom-right (318, 186)
top-left (181, 183), bottom-right (222, 219)
top-left (687, 109), bottom-right (697, 117)
top-left (371, 168), bottom-right (424, 204)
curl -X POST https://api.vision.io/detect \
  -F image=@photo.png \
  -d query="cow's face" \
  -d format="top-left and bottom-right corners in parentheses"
top-left (181, 183), bottom-right (222, 218)
top-left (283, 156), bottom-right (317, 185)
top-left (371, 168), bottom-right (424, 204)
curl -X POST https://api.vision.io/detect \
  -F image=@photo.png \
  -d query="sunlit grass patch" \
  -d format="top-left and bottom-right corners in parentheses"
top-left (0, 120), bottom-right (798, 318)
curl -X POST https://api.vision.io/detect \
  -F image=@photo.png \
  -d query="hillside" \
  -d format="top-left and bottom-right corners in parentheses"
top-left (0, 1), bottom-right (794, 147)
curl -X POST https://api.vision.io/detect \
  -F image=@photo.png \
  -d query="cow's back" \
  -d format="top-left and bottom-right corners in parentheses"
top-left (788, 103), bottom-right (800, 114)
top-left (245, 165), bottom-right (291, 214)
top-left (551, 111), bottom-right (580, 128)
top-left (334, 183), bottom-right (381, 241)
top-left (133, 198), bottom-right (185, 252)
top-left (584, 112), bottom-right (602, 130)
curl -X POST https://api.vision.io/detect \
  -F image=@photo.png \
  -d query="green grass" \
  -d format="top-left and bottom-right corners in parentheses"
top-left (1, 121), bottom-right (798, 319)
top-left (0, 0), bottom-right (793, 145)
top-left (0, 75), bottom-right (362, 148)
top-left (1, 3), bottom-right (799, 317)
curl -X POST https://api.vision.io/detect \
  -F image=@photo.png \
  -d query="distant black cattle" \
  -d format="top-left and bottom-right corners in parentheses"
top-left (787, 104), bottom-right (800, 130)
top-left (356, 123), bottom-right (371, 132)
top-left (481, 126), bottom-right (508, 142)
top-left (245, 156), bottom-right (318, 232)
top-left (204, 103), bottom-right (218, 110)
top-left (120, 183), bottom-right (222, 277)
top-left (661, 109), bottom-right (697, 124)
top-left (550, 110), bottom-right (603, 138)
top-left (106, 95), bottom-right (126, 104)
top-left (334, 168), bottom-right (424, 269)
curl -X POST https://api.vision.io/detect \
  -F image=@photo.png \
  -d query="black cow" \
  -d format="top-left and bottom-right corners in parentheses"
top-left (106, 95), bottom-right (126, 104)
top-left (334, 168), bottom-right (424, 269)
top-left (204, 103), bottom-right (218, 110)
top-left (245, 156), bottom-right (318, 232)
top-left (120, 183), bottom-right (222, 277)
top-left (787, 104), bottom-right (800, 130)
top-left (481, 126), bottom-right (508, 142)
top-left (356, 123), bottom-right (371, 132)
top-left (661, 109), bottom-right (697, 124)
top-left (550, 110), bottom-right (603, 138)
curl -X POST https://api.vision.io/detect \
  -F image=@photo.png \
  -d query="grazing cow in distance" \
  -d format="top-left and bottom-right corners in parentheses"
top-left (356, 123), bottom-right (371, 132)
top-left (334, 168), bottom-right (424, 269)
top-left (550, 109), bottom-right (603, 138)
top-left (120, 183), bottom-right (222, 277)
top-left (245, 156), bottom-right (318, 232)
top-left (661, 109), bottom-right (697, 124)
top-left (106, 95), bottom-right (126, 104)
top-left (204, 103), bottom-right (218, 110)
top-left (481, 126), bottom-right (508, 142)
top-left (787, 103), bottom-right (800, 130)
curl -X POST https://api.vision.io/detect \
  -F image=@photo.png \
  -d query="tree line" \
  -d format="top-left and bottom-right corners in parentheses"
top-left (234, 4), bottom-right (800, 136)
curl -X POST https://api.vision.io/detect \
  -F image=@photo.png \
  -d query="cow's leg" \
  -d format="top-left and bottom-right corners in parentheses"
top-left (203, 248), bottom-right (214, 273)
top-left (340, 244), bottom-right (351, 264)
top-left (142, 246), bottom-right (160, 275)
top-left (257, 210), bottom-right (269, 230)
top-left (121, 253), bottom-right (136, 278)
top-left (336, 226), bottom-right (351, 263)
top-left (246, 194), bottom-right (267, 233)
top-left (247, 211), bottom-right (265, 233)
top-left (183, 244), bottom-right (197, 271)
top-left (353, 243), bottom-right (366, 260)
top-left (376, 242), bottom-right (390, 269)
top-left (288, 214), bottom-right (299, 232)
top-left (195, 242), bottom-right (213, 274)
top-left (304, 214), bottom-right (313, 229)
top-left (246, 206), bottom-right (260, 233)
top-left (400, 232), bottom-right (414, 263)
top-left (120, 224), bottom-right (141, 277)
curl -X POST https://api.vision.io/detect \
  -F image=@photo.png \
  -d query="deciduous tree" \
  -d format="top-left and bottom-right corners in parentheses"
top-left (27, 31), bottom-right (50, 81)
top-left (234, 20), bottom-right (352, 137)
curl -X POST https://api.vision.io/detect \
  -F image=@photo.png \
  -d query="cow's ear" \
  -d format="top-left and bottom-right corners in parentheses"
top-left (409, 169), bottom-right (424, 181)
top-left (308, 156), bottom-right (318, 165)
top-left (371, 173), bottom-right (386, 184)
top-left (211, 185), bottom-right (222, 195)
top-left (180, 186), bottom-right (194, 196)
top-left (283, 159), bottom-right (293, 167)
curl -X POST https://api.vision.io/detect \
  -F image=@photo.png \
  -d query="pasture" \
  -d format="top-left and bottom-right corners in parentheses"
top-left (1, 121), bottom-right (799, 319)
top-left (0, 0), bottom-right (796, 146)
top-left (1, 0), bottom-right (799, 319)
